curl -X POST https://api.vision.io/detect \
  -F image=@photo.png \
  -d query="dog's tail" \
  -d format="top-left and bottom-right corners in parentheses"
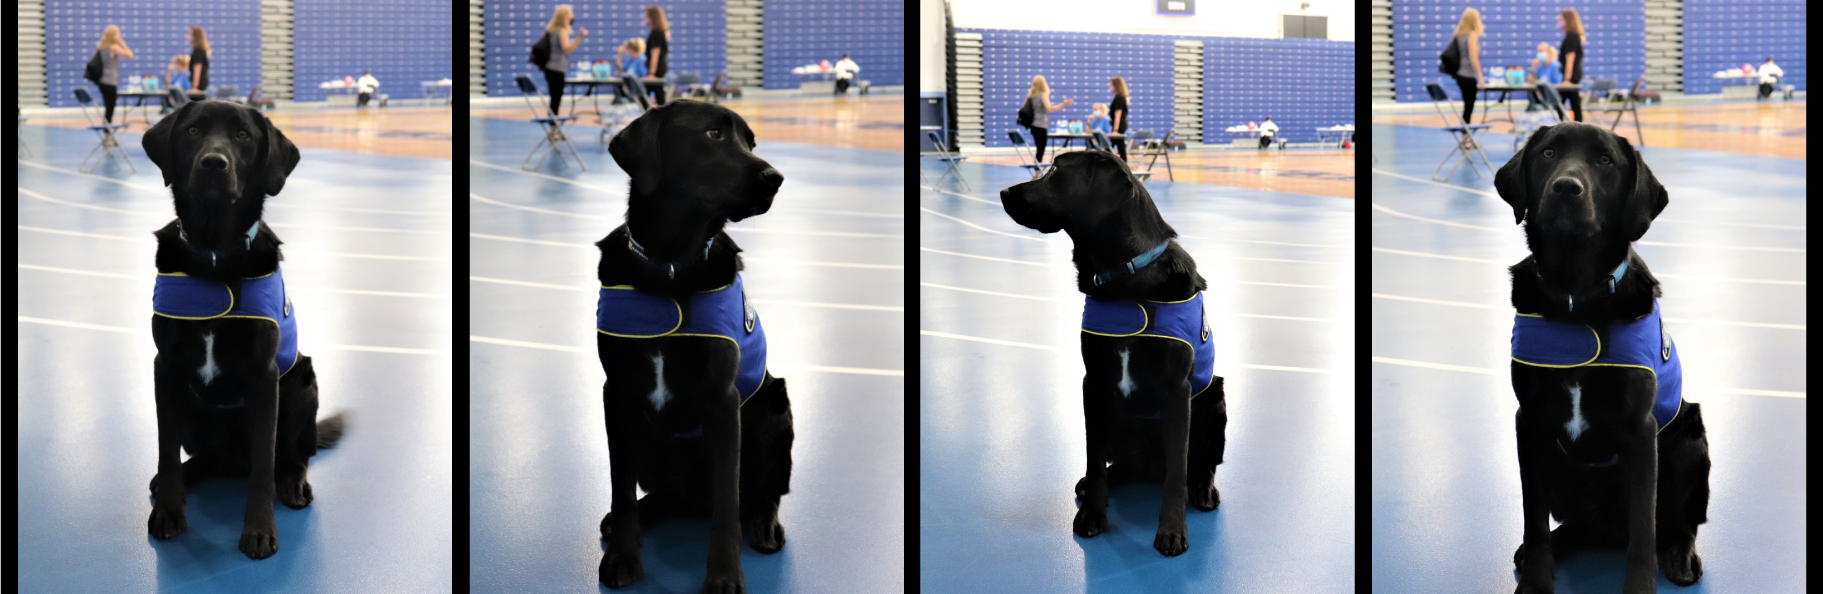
top-left (316, 411), bottom-right (349, 450)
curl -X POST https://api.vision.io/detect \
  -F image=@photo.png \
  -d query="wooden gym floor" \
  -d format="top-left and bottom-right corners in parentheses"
top-left (1372, 99), bottom-right (1806, 160)
top-left (470, 94), bottom-right (904, 152)
top-left (25, 106), bottom-right (454, 160)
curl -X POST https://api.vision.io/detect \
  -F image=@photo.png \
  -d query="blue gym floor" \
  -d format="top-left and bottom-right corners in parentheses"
top-left (15, 124), bottom-right (455, 592)
top-left (1370, 121), bottom-right (1808, 592)
top-left (467, 115), bottom-right (906, 593)
top-left (918, 160), bottom-right (1358, 592)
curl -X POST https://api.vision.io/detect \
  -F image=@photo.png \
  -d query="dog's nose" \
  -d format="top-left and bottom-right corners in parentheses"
top-left (1550, 176), bottom-right (1584, 197)
top-left (200, 153), bottom-right (230, 171)
top-left (759, 168), bottom-right (783, 189)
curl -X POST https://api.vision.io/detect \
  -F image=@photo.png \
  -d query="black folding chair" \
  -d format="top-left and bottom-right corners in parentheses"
top-left (515, 75), bottom-right (584, 171)
top-left (1005, 130), bottom-right (1052, 179)
top-left (1132, 129), bottom-right (1173, 182)
top-left (1593, 77), bottom-right (1646, 146)
top-left (925, 130), bottom-right (969, 190)
top-left (1090, 130), bottom-right (1150, 181)
top-left (72, 88), bottom-right (134, 173)
top-left (1425, 82), bottom-right (1494, 181)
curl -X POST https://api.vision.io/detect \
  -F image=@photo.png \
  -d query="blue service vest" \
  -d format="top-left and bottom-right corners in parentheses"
top-left (1511, 300), bottom-right (1682, 429)
top-left (596, 274), bottom-right (767, 403)
top-left (152, 266), bottom-right (299, 377)
top-left (1081, 292), bottom-right (1217, 405)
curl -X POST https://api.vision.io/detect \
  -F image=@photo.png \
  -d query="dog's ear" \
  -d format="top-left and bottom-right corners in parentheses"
top-left (1494, 126), bottom-right (1545, 225)
top-left (260, 111), bottom-right (301, 196)
top-left (142, 101), bottom-right (189, 187)
top-left (609, 103), bottom-right (665, 196)
top-left (1619, 138), bottom-right (1668, 241)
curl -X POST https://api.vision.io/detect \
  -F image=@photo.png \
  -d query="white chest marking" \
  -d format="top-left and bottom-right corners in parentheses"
top-left (197, 332), bottom-right (221, 385)
top-left (1564, 383), bottom-right (1588, 441)
top-left (648, 353), bottom-right (671, 410)
top-left (1117, 349), bottom-right (1135, 398)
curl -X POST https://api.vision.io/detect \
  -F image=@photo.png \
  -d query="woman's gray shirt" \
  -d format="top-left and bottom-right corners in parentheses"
top-left (1027, 95), bottom-right (1049, 129)
top-left (100, 47), bottom-right (120, 86)
top-left (546, 31), bottom-right (570, 73)
top-left (1453, 34), bottom-right (1478, 79)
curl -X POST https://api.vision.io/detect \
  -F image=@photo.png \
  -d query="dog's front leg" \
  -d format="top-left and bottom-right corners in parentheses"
top-left (1515, 410), bottom-right (1556, 594)
top-left (703, 385), bottom-right (745, 594)
top-left (1073, 375), bottom-right (1111, 538)
top-left (601, 380), bottom-right (645, 587)
top-left (1154, 379), bottom-right (1190, 556)
top-left (1621, 414), bottom-right (1659, 594)
top-left (240, 363), bottom-right (281, 559)
top-left (148, 354), bottom-right (189, 539)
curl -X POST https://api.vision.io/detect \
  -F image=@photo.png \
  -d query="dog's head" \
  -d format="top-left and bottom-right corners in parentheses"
top-left (1000, 150), bottom-right (1147, 235)
top-left (143, 101), bottom-right (299, 249)
top-left (609, 101), bottom-right (784, 223)
top-left (1496, 122), bottom-right (1667, 287)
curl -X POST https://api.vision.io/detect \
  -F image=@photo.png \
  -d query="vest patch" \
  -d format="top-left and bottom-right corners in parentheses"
top-left (153, 266), bottom-right (299, 377)
top-left (1081, 292), bottom-right (1218, 414)
top-left (1511, 300), bottom-right (1682, 429)
top-left (597, 274), bottom-right (768, 403)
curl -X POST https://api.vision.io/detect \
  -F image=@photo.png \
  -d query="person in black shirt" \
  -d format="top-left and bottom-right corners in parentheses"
top-left (1108, 77), bottom-right (1131, 160)
top-left (1557, 9), bottom-right (1586, 122)
top-left (187, 26), bottom-right (211, 100)
top-left (644, 6), bottom-right (670, 106)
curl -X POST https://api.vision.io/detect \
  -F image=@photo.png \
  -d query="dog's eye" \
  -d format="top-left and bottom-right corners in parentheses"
top-left (187, 127), bottom-right (199, 136)
top-left (1541, 149), bottom-right (1553, 158)
top-left (706, 130), bottom-right (723, 140)
top-left (1598, 155), bottom-right (1612, 165)
top-left (236, 130), bottom-right (250, 140)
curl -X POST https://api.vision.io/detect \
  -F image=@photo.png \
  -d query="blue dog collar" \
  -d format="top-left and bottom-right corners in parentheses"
top-left (1091, 240), bottom-right (1171, 286)
top-left (627, 228), bottom-right (714, 279)
top-left (177, 220), bottom-right (261, 268)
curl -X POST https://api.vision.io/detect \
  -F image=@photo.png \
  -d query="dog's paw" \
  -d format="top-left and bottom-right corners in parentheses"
top-left (1072, 509), bottom-right (1108, 538)
top-left (1663, 545), bottom-right (1703, 586)
top-left (701, 573), bottom-right (745, 594)
top-left (1190, 484), bottom-right (1219, 512)
top-left (1154, 525), bottom-right (1189, 556)
top-left (147, 506), bottom-right (188, 539)
top-left (239, 523), bottom-right (279, 560)
top-left (747, 516), bottom-right (786, 554)
top-left (599, 550), bottom-right (644, 588)
top-left (278, 473), bottom-right (314, 509)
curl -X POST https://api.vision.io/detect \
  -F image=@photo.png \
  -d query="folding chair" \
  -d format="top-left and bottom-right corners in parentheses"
top-left (601, 74), bottom-right (651, 142)
top-left (72, 88), bottom-right (135, 174)
top-left (1593, 77), bottom-right (1646, 146)
top-left (1513, 83), bottom-right (1566, 152)
top-left (1091, 130), bottom-right (1150, 181)
top-left (925, 130), bottom-right (969, 191)
top-left (673, 73), bottom-right (704, 101)
top-left (17, 115), bottom-right (30, 158)
top-left (515, 75), bottom-right (585, 171)
top-left (1132, 129), bottom-right (1174, 182)
top-left (1424, 82), bottom-right (1494, 181)
top-left (1005, 130), bottom-right (1052, 179)
top-left (247, 85), bottom-right (275, 111)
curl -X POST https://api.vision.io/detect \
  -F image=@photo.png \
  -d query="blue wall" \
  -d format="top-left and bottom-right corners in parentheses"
top-left (44, 0), bottom-right (261, 108)
top-left (964, 28), bottom-right (1354, 148)
top-left (484, 0), bottom-right (725, 98)
top-left (293, 0), bottom-right (451, 102)
top-left (1393, 0), bottom-right (1646, 102)
top-left (1683, 0), bottom-right (1805, 94)
top-left (763, 0), bottom-right (903, 89)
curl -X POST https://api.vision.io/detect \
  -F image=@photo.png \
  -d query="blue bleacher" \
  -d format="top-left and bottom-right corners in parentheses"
top-left (293, 0), bottom-right (453, 103)
top-left (962, 28), bottom-right (1353, 148)
top-left (484, 0), bottom-right (726, 98)
top-left (1682, 0), bottom-right (1805, 94)
top-left (44, 1), bottom-right (262, 108)
top-left (762, 0), bottom-right (903, 89)
top-left (1391, 0), bottom-right (1647, 103)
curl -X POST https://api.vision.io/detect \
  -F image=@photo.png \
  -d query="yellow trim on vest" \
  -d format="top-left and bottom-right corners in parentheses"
top-left (598, 285), bottom-right (684, 337)
top-left (1081, 302), bottom-right (1148, 337)
top-left (655, 332), bottom-right (764, 400)
top-left (1091, 332), bottom-right (1217, 399)
top-left (1511, 313), bottom-right (1601, 368)
top-left (1150, 294), bottom-right (1197, 304)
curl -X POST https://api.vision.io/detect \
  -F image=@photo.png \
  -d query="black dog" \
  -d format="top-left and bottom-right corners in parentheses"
top-left (594, 101), bottom-right (793, 593)
top-left (1496, 122), bottom-right (1710, 593)
top-left (1001, 150), bottom-right (1228, 556)
top-left (142, 101), bottom-right (345, 560)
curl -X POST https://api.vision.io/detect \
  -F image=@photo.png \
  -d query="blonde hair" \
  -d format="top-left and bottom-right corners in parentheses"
top-left (1560, 9), bottom-right (1584, 36)
top-left (98, 25), bottom-right (121, 50)
top-left (645, 6), bottom-right (669, 32)
top-left (1536, 43), bottom-right (1557, 62)
top-left (1027, 75), bottom-right (1049, 99)
top-left (189, 26), bottom-right (211, 56)
top-left (1092, 102), bottom-right (1107, 113)
top-left (173, 54), bottom-right (190, 67)
top-left (1454, 9), bottom-right (1484, 37)
top-left (624, 38), bottom-right (645, 54)
top-left (1110, 77), bottom-right (1129, 98)
top-left (547, 5), bottom-right (574, 34)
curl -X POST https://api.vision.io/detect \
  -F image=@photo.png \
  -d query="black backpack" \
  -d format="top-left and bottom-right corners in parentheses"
top-left (529, 33), bottom-right (552, 68)
top-left (83, 50), bottom-right (104, 83)
top-left (1438, 36), bottom-right (1461, 75)
top-left (1016, 96), bottom-right (1034, 128)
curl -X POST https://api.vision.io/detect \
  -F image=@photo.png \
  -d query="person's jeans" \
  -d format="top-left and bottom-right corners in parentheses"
top-left (1451, 75), bottom-right (1479, 123)
top-left (1028, 126), bottom-right (1048, 162)
top-left (97, 84), bottom-right (117, 123)
top-left (543, 68), bottom-right (566, 115)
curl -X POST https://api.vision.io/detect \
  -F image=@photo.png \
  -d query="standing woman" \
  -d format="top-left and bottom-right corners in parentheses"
top-left (1557, 9), bottom-right (1586, 122)
top-left (93, 25), bottom-right (135, 123)
top-left (542, 5), bottom-right (588, 116)
top-left (1023, 75), bottom-right (1074, 163)
top-left (187, 26), bottom-right (210, 100)
top-left (643, 6), bottom-right (670, 106)
top-left (1449, 9), bottom-right (1485, 127)
top-left (1108, 77), bottom-right (1130, 160)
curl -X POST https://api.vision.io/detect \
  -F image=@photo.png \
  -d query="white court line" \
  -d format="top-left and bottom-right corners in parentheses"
top-left (471, 193), bottom-right (900, 239)
top-left (1239, 364), bottom-right (1331, 374)
top-left (920, 282), bottom-right (1335, 322)
top-left (1373, 354), bottom-right (1805, 397)
top-left (20, 316), bottom-right (443, 354)
top-left (467, 233), bottom-right (901, 269)
top-left (468, 335), bottom-right (903, 376)
top-left (18, 225), bottom-right (448, 261)
top-left (919, 185), bottom-right (1354, 249)
top-left (467, 275), bottom-right (900, 311)
top-left (1372, 292), bottom-right (1806, 329)
top-left (919, 207), bottom-right (1052, 243)
top-left (1236, 281), bottom-right (1335, 289)
top-left (21, 187), bottom-right (449, 235)
top-left (20, 263), bottom-right (449, 298)
top-left (919, 247), bottom-right (1052, 267)
top-left (918, 184), bottom-right (1002, 206)
top-left (1372, 244), bottom-right (1806, 286)
top-left (1370, 169), bottom-right (1807, 232)
top-left (16, 161), bottom-right (451, 216)
top-left (1655, 218), bottom-right (1805, 231)
top-left (923, 330), bottom-right (1332, 371)
top-left (1372, 202), bottom-right (1806, 253)
top-left (470, 190), bottom-right (899, 220)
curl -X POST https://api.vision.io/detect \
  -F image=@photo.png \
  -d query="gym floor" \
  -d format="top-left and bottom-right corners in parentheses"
top-left (15, 115), bottom-right (454, 593)
top-left (1370, 100), bottom-right (1807, 592)
top-left (918, 158), bottom-right (1357, 591)
top-left (466, 95), bottom-right (907, 592)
